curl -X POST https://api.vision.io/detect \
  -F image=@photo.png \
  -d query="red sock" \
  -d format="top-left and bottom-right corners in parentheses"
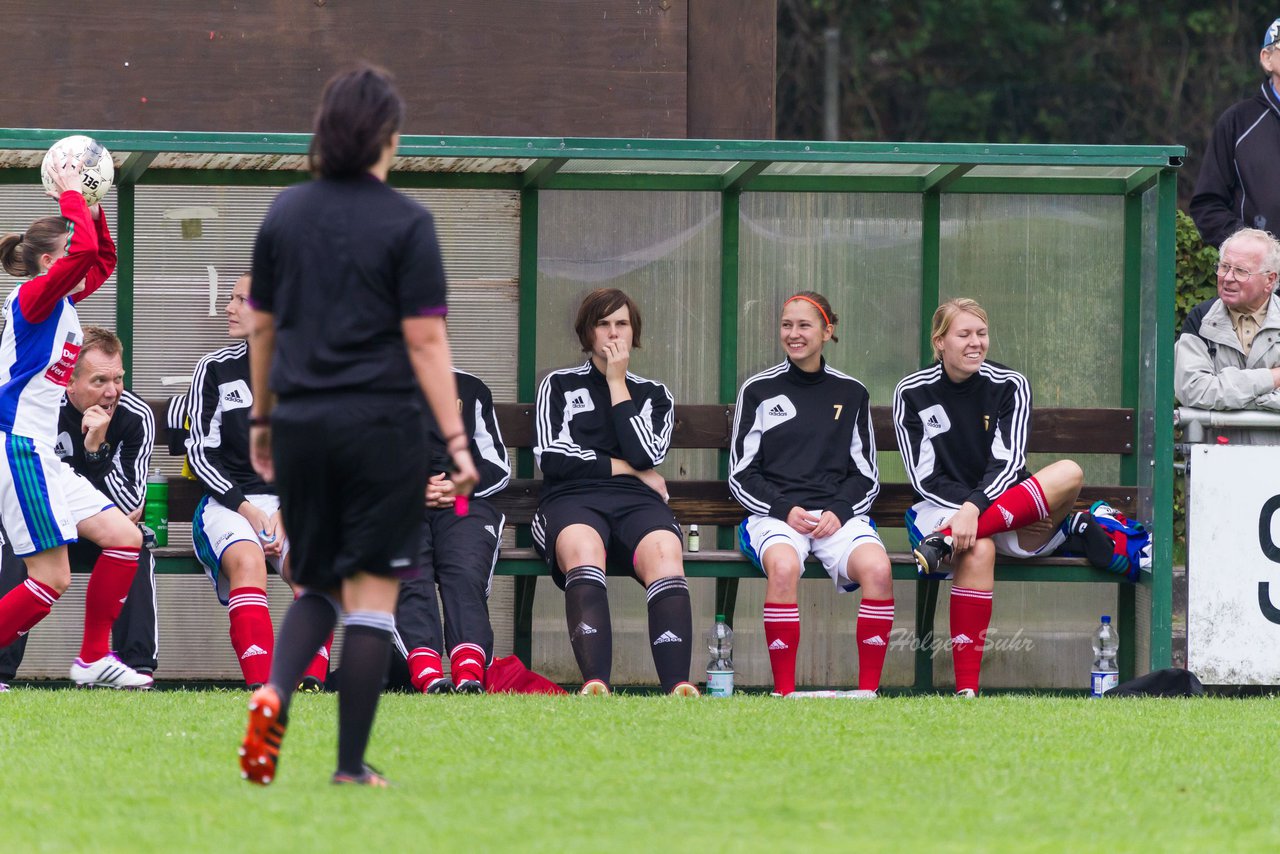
top-left (80, 547), bottom-right (139, 662)
top-left (408, 647), bottom-right (444, 692)
top-left (303, 633), bottom-right (334, 683)
top-left (942, 477), bottom-right (1050, 541)
top-left (763, 602), bottom-right (800, 695)
top-left (856, 597), bottom-right (894, 692)
top-left (450, 642), bottom-right (486, 687)
top-left (0, 578), bottom-right (60, 647)
top-left (227, 586), bottom-right (274, 686)
top-left (950, 586), bottom-right (993, 694)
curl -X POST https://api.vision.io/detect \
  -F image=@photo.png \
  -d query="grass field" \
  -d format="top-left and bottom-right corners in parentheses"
top-left (1, 689), bottom-right (1273, 852)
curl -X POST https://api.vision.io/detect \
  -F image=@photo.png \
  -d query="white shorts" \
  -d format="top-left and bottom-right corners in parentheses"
top-left (0, 432), bottom-right (113, 557)
top-left (192, 493), bottom-right (289, 605)
top-left (738, 512), bottom-right (884, 592)
top-left (906, 499), bottom-right (1066, 566)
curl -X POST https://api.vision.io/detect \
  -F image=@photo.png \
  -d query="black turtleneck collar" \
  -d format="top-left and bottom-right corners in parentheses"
top-left (938, 360), bottom-right (982, 392)
top-left (786, 357), bottom-right (827, 385)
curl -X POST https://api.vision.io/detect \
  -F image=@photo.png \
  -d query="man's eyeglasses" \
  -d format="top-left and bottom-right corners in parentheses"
top-left (1217, 262), bottom-right (1273, 279)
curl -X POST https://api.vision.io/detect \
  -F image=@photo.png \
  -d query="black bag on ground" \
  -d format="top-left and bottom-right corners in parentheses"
top-left (1102, 667), bottom-right (1203, 697)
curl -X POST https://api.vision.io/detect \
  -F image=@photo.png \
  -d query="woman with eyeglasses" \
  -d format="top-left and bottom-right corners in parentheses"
top-left (893, 298), bottom-right (1115, 697)
top-left (729, 291), bottom-right (892, 697)
top-left (1175, 226), bottom-right (1280, 445)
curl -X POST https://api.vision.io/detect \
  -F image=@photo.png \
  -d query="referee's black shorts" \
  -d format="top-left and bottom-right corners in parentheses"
top-left (532, 480), bottom-right (681, 588)
top-left (271, 392), bottom-right (429, 591)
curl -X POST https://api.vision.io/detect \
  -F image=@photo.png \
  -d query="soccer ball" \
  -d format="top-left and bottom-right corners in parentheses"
top-left (41, 135), bottom-right (114, 206)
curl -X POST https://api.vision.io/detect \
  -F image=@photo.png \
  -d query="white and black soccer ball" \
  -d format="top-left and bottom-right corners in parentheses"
top-left (41, 135), bottom-right (114, 206)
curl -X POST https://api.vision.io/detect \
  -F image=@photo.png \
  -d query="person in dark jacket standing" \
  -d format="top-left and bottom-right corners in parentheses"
top-left (532, 287), bottom-right (698, 697)
top-left (1191, 18), bottom-right (1280, 249)
top-left (729, 292), bottom-right (893, 698)
top-left (238, 65), bottom-right (478, 788)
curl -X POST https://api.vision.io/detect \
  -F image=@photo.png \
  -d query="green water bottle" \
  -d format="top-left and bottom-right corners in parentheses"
top-left (144, 469), bottom-right (168, 548)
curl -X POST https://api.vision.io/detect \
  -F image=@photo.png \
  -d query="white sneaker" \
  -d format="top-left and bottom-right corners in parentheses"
top-left (956, 688), bottom-right (977, 699)
top-left (850, 689), bottom-right (878, 699)
top-left (70, 654), bottom-right (154, 689)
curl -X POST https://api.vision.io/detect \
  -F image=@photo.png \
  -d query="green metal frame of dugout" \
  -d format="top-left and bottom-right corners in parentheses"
top-left (0, 130), bottom-right (1183, 677)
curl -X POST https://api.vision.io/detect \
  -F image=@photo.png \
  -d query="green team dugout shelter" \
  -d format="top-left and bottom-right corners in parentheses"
top-left (0, 130), bottom-right (1182, 685)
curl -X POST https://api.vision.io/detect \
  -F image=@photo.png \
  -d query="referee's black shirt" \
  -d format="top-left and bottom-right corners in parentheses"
top-left (249, 174), bottom-right (448, 398)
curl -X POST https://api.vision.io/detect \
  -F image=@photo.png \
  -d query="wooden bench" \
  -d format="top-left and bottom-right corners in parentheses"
top-left (147, 400), bottom-right (1143, 691)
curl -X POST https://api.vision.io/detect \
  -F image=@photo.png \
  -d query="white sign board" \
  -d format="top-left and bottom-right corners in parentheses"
top-left (1188, 444), bottom-right (1280, 684)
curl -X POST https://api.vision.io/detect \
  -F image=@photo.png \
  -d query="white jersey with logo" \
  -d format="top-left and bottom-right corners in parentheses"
top-left (186, 340), bottom-right (272, 510)
top-left (0, 290), bottom-right (81, 441)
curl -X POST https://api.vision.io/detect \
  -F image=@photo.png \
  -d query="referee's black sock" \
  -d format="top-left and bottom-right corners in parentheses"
top-left (336, 611), bottom-right (395, 777)
top-left (646, 575), bottom-right (692, 693)
top-left (269, 590), bottom-right (340, 718)
top-left (564, 566), bottom-right (612, 685)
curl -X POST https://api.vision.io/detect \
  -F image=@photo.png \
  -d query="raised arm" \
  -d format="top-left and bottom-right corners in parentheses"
top-left (104, 392), bottom-right (155, 515)
top-left (71, 209), bottom-right (117, 304)
top-left (18, 192), bottom-right (98, 323)
top-left (609, 379), bottom-right (672, 471)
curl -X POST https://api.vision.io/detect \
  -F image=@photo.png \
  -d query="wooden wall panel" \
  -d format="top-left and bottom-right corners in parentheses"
top-left (687, 0), bottom-right (777, 139)
top-left (0, 0), bottom-right (694, 138)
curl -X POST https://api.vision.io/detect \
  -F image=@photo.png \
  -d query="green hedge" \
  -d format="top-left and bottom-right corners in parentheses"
top-left (1175, 209), bottom-right (1217, 329)
top-left (1172, 209), bottom-right (1217, 553)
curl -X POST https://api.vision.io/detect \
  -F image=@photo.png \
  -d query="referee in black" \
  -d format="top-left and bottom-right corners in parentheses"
top-left (237, 65), bottom-right (478, 788)
top-left (0, 326), bottom-right (158, 685)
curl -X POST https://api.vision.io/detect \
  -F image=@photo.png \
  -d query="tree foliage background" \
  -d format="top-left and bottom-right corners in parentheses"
top-left (777, 0), bottom-right (1274, 206)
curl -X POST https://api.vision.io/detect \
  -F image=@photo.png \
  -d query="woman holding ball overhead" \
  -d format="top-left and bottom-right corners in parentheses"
top-left (0, 145), bottom-right (151, 688)
top-left (729, 291), bottom-right (893, 698)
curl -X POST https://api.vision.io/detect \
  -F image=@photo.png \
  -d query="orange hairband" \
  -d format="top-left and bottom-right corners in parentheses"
top-left (784, 295), bottom-right (831, 327)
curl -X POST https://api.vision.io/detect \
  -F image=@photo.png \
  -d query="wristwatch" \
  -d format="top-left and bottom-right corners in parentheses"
top-left (85, 441), bottom-right (112, 463)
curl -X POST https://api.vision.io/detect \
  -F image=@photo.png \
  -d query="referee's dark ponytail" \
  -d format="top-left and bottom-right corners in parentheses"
top-left (309, 64), bottom-right (405, 180)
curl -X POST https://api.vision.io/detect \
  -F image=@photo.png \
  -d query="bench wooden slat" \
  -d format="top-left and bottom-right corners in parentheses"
top-left (152, 400), bottom-right (1135, 456)
top-left (487, 479), bottom-right (1138, 527)
top-left (490, 404), bottom-right (1135, 455)
top-left (164, 474), bottom-right (1140, 528)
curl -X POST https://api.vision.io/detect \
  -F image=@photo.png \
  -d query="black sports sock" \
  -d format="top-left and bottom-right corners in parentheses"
top-left (269, 590), bottom-right (339, 718)
top-left (1066, 512), bottom-right (1118, 570)
top-left (564, 566), bottom-right (612, 685)
top-left (336, 613), bottom-right (395, 777)
top-left (646, 575), bottom-right (692, 692)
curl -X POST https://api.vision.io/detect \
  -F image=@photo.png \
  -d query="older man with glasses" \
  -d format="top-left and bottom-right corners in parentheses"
top-left (1176, 227), bottom-right (1280, 444)
top-left (1191, 19), bottom-right (1280, 249)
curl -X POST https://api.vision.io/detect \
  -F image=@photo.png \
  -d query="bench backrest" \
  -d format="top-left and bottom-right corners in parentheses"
top-left (151, 400), bottom-right (1137, 529)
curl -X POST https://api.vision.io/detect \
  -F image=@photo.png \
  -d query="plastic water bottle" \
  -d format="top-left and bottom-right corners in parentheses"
top-left (144, 469), bottom-right (168, 548)
top-left (1090, 615), bottom-right (1119, 697)
top-left (706, 614), bottom-right (733, 697)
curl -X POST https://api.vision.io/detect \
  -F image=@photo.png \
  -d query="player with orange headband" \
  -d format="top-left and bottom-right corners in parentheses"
top-left (729, 291), bottom-right (893, 697)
